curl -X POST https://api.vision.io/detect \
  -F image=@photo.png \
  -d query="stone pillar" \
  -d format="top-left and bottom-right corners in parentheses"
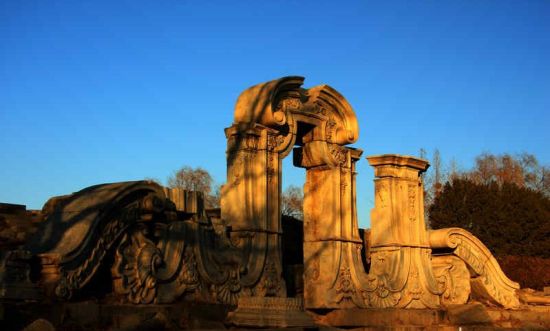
top-left (220, 123), bottom-right (286, 297)
top-left (296, 142), bottom-right (365, 308)
top-left (364, 154), bottom-right (441, 308)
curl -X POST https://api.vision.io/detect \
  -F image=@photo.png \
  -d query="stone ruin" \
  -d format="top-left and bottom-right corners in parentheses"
top-left (1, 76), bottom-right (549, 330)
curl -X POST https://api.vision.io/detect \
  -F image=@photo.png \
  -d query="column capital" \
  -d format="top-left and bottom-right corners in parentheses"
top-left (367, 154), bottom-right (429, 180)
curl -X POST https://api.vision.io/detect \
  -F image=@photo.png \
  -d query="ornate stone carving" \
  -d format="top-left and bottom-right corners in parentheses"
top-left (408, 183), bottom-right (416, 222)
top-left (111, 220), bottom-right (200, 305)
top-left (24, 181), bottom-right (179, 301)
top-left (257, 261), bottom-right (283, 297)
top-left (223, 76), bottom-right (361, 307)
top-left (334, 267), bottom-right (356, 303)
top-left (364, 278), bottom-right (402, 308)
top-left (55, 216), bottom-right (128, 299)
top-left (308, 258), bottom-right (320, 281)
top-left (429, 227), bottom-right (521, 309)
top-left (113, 226), bottom-right (162, 304)
top-left (233, 76), bottom-right (304, 128)
top-left (281, 97), bottom-right (302, 111)
top-left (214, 268), bottom-right (241, 305)
top-left (432, 255), bottom-right (471, 306)
top-left (329, 143), bottom-right (348, 167)
top-left (227, 297), bottom-right (315, 328)
top-left (377, 183), bottom-right (389, 209)
top-left (364, 155), bottom-right (442, 309)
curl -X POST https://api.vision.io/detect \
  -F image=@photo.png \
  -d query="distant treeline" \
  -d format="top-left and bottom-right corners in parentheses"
top-left (421, 150), bottom-right (550, 290)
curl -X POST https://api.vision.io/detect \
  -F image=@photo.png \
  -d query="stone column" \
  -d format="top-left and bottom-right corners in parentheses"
top-left (296, 142), bottom-right (366, 308)
top-left (220, 123), bottom-right (286, 297)
top-left (364, 154), bottom-right (441, 308)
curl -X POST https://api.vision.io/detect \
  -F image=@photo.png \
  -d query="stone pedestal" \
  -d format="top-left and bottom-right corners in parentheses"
top-left (365, 154), bottom-right (441, 308)
top-left (296, 143), bottom-right (365, 308)
top-left (220, 124), bottom-right (290, 298)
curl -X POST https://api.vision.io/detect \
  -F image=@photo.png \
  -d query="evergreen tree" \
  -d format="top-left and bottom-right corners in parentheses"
top-left (429, 178), bottom-right (550, 258)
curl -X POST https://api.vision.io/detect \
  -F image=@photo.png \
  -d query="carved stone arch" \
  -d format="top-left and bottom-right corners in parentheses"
top-left (302, 84), bottom-right (359, 145)
top-left (231, 76), bottom-right (359, 157)
top-left (234, 75), bottom-right (305, 130)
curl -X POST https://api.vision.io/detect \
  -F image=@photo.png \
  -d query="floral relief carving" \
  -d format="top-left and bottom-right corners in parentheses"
top-left (407, 264), bottom-right (423, 300)
top-left (175, 247), bottom-right (200, 291)
top-left (364, 274), bottom-right (402, 308)
top-left (258, 261), bottom-right (282, 297)
top-left (308, 258), bottom-right (320, 281)
top-left (408, 184), bottom-right (416, 222)
top-left (329, 144), bottom-right (347, 166)
top-left (215, 268), bottom-right (241, 305)
top-left (333, 267), bottom-right (358, 305)
top-left (274, 97), bottom-right (302, 114)
top-left (377, 184), bottom-right (389, 209)
top-left (112, 227), bottom-right (163, 304)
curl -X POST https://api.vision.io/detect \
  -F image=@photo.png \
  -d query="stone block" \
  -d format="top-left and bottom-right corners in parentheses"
top-left (227, 297), bottom-right (315, 328)
top-left (446, 303), bottom-right (492, 325)
top-left (317, 308), bottom-right (446, 328)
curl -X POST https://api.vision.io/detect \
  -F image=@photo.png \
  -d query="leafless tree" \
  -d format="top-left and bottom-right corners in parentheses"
top-left (419, 149), bottom-right (443, 227)
top-left (467, 152), bottom-right (549, 196)
top-left (281, 185), bottom-right (303, 220)
top-left (432, 149), bottom-right (443, 196)
top-left (167, 166), bottom-right (220, 208)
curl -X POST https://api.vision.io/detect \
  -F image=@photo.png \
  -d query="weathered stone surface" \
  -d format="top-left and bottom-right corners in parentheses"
top-left (518, 288), bottom-right (550, 305)
top-left (446, 303), bottom-right (550, 329)
top-left (446, 303), bottom-right (493, 325)
top-left (4, 300), bottom-right (550, 330)
top-left (227, 297), bottom-right (314, 328)
top-left (432, 255), bottom-right (471, 306)
top-left (315, 308), bottom-right (447, 328)
top-left (430, 227), bottom-right (521, 309)
top-left (163, 187), bottom-right (203, 214)
top-left (365, 155), bottom-right (441, 309)
top-left (299, 154), bottom-right (447, 309)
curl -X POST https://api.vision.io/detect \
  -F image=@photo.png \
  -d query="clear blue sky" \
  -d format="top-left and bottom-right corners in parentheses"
top-left (1, 1), bottom-right (549, 228)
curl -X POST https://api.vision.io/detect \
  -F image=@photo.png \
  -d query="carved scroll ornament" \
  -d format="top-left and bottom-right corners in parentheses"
top-left (429, 227), bottom-right (521, 309)
top-left (26, 181), bottom-right (176, 300)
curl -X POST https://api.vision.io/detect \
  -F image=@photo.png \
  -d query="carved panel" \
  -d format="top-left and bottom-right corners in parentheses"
top-left (256, 260), bottom-right (283, 297)
top-left (408, 184), bottom-right (416, 222)
top-left (214, 268), bottom-right (241, 306)
top-left (334, 267), bottom-right (356, 304)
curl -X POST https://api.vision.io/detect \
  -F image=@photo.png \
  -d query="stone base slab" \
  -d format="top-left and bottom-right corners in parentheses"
top-left (227, 297), bottom-right (315, 328)
top-left (2, 300), bottom-right (550, 330)
top-left (313, 303), bottom-right (550, 329)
